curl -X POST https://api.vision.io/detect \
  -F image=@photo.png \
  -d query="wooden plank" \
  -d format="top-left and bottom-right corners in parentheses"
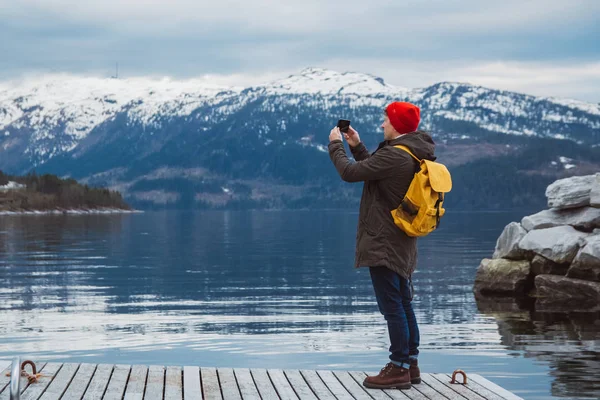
top-left (409, 376), bottom-right (448, 400)
top-left (331, 370), bottom-right (373, 400)
top-left (284, 370), bottom-right (317, 400)
top-left (267, 369), bottom-right (299, 400)
top-left (443, 374), bottom-right (506, 400)
top-left (350, 371), bottom-right (414, 400)
top-left (164, 366), bottom-right (183, 400)
top-left (39, 363), bottom-right (80, 400)
top-left (420, 374), bottom-right (467, 400)
top-left (61, 363), bottom-right (96, 400)
top-left (183, 366), bottom-right (202, 400)
top-left (0, 361), bottom-right (47, 398)
top-left (201, 367), bottom-right (222, 400)
top-left (469, 374), bottom-right (524, 400)
top-left (20, 363), bottom-right (63, 400)
top-left (315, 371), bottom-right (355, 400)
top-left (384, 386), bottom-right (429, 400)
top-left (103, 365), bottom-right (131, 400)
top-left (299, 370), bottom-right (337, 400)
top-left (217, 369), bottom-right (241, 400)
top-left (429, 374), bottom-right (487, 400)
top-left (248, 369), bottom-right (278, 400)
top-left (0, 361), bottom-right (18, 394)
top-left (123, 364), bottom-right (148, 400)
top-left (0, 362), bottom-right (9, 375)
top-left (82, 364), bottom-right (114, 400)
top-left (234, 368), bottom-right (261, 400)
top-left (144, 365), bottom-right (165, 400)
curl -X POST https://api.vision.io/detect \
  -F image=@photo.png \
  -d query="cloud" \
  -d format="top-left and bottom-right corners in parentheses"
top-left (6, 0), bottom-right (598, 37)
top-left (1, 0), bottom-right (599, 101)
top-left (320, 59), bottom-right (600, 101)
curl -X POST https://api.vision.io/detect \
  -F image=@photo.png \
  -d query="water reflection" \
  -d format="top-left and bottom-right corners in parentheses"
top-left (476, 295), bottom-right (600, 398)
top-left (0, 210), bottom-right (598, 399)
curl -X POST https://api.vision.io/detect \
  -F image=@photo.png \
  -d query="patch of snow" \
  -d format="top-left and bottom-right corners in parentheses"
top-left (547, 97), bottom-right (600, 116)
top-left (0, 181), bottom-right (26, 190)
top-left (295, 137), bottom-right (328, 153)
top-left (558, 156), bottom-right (572, 164)
top-left (557, 156), bottom-right (577, 170)
top-left (258, 67), bottom-right (411, 96)
top-left (544, 114), bottom-right (563, 122)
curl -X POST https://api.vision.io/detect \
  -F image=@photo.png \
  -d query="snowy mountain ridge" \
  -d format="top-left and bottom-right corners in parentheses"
top-left (1, 67), bottom-right (599, 170)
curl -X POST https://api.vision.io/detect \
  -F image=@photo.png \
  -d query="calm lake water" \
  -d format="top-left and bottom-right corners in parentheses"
top-left (0, 210), bottom-right (599, 399)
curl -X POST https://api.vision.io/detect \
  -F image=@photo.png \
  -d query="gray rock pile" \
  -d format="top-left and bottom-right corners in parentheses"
top-left (474, 173), bottom-right (600, 307)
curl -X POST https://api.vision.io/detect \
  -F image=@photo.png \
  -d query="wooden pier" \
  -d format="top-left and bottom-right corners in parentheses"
top-left (0, 360), bottom-right (523, 400)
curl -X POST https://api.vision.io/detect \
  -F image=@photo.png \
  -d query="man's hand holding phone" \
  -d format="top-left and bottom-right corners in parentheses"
top-left (332, 119), bottom-right (360, 147)
top-left (344, 126), bottom-right (361, 147)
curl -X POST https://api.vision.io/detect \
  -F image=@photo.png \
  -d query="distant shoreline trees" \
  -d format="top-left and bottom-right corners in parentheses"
top-left (0, 170), bottom-right (131, 212)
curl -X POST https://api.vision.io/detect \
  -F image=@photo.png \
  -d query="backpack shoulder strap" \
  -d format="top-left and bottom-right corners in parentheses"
top-left (393, 145), bottom-right (421, 163)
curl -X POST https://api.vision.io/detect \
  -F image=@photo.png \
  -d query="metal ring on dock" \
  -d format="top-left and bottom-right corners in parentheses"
top-left (21, 360), bottom-right (38, 384)
top-left (451, 369), bottom-right (468, 385)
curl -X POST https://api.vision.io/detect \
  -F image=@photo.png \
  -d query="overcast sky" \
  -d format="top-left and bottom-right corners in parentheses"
top-left (1, 0), bottom-right (599, 102)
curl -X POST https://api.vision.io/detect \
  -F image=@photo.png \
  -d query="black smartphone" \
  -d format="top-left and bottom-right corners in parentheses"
top-left (337, 119), bottom-right (351, 133)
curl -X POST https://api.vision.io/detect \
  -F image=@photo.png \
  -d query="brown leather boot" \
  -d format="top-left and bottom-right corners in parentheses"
top-left (409, 359), bottom-right (421, 384)
top-left (363, 363), bottom-right (411, 389)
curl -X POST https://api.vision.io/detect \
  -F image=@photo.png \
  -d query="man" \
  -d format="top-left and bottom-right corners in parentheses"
top-left (328, 101), bottom-right (436, 390)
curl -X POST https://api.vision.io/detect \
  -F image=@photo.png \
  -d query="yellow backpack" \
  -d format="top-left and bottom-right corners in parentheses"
top-left (391, 145), bottom-right (452, 237)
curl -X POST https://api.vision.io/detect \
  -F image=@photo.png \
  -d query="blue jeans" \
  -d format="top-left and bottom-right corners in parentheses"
top-left (369, 266), bottom-right (420, 368)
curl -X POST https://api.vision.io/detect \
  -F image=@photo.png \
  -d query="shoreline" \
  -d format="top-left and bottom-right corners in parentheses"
top-left (0, 208), bottom-right (143, 216)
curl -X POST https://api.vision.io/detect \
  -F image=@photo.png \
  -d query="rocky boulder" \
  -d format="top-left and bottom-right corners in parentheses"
top-left (545, 174), bottom-right (597, 210)
top-left (535, 274), bottom-right (600, 302)
top-left (591, 173), bottom-right (600, 207)
top-left (519, 225), bottom-right (588, 264)
top-left (567, 233), bottom-right (600, 281)
top-left (493, 222), bottom-right (527, 259)
top-left (521, 207), bottom-right (600, 232)
top-left (530, 255), bottom-right (569, 276)
top-left (474, 258), bottom-right (532, 294)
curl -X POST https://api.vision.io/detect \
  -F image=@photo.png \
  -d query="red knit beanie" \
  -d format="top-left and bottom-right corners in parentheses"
top-left (385, 101), bottom-right (420, 134)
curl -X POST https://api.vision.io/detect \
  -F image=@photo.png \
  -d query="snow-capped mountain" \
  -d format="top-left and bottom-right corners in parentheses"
top-left (2, 67), bottom-right (599, 167)
top-left (0, 75), bottom-right (242, 162)
top-left (1, 67), bottom-right (599, 209)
